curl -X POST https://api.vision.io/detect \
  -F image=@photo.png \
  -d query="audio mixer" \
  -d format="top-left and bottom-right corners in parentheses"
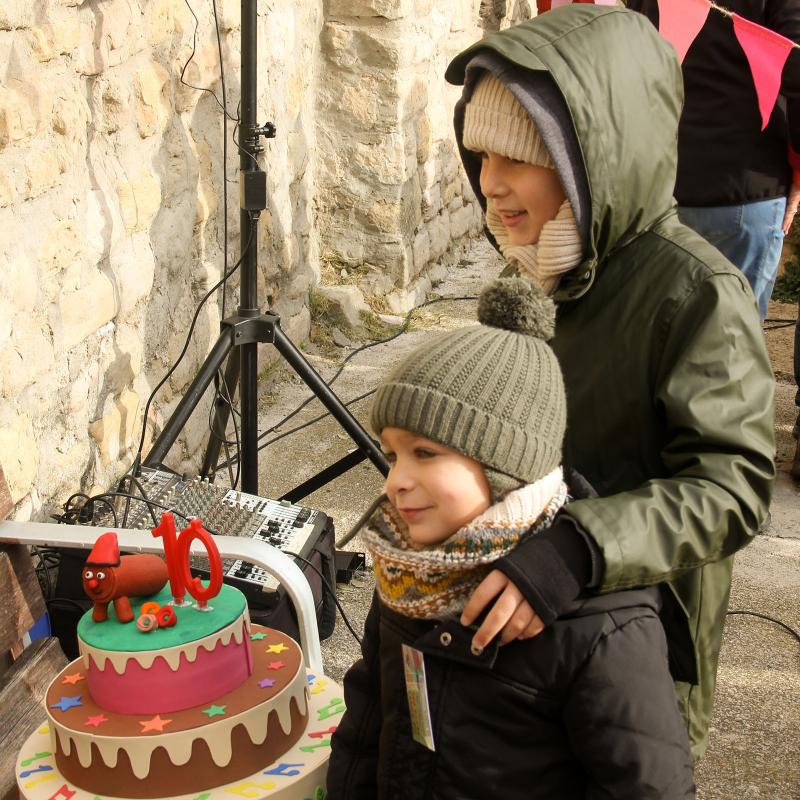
top-left (94, 467), bottom-right (332, 591)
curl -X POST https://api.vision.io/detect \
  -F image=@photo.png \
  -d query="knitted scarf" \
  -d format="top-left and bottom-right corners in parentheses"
top-left (486, 198), bottom-right (583, 295)
top-left (365, 467), bottom-right (568, 620)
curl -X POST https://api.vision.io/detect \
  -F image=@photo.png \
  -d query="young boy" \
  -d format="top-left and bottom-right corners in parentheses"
top-left (326, 277), bottom-right (695, 799)
top-left (444, 4), bottom-right (775, 763)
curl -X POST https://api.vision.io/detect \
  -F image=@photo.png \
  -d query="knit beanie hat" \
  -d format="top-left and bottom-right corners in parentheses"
top-left (462, 72), bottom-right (583, 294)
top-left (463, 74), bottom-right (554, 169)
top-left (370, 277), bottom-right (566, 495)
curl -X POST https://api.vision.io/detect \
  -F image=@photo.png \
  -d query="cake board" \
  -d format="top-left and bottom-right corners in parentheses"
top-left (17, 670), bottom-right (341, 800)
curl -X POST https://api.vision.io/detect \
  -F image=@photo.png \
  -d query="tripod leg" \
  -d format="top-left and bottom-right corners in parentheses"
top-left (143, 332), bottom-right (235, 469)
top-left (272, 325), bottom-right (389, 477)
top-left (201, 350), bottom-right (240, 479)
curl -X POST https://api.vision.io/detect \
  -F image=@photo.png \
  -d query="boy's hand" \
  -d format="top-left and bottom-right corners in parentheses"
top-left (461, 569), bottom-right (545, 652)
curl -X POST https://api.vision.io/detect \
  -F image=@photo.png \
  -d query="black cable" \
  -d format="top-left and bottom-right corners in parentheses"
top-left (284, 550), bottom-right (363, 646)
top-left (726, 610), bottom-right (800, 647)
top-left (60, 493), bottom-right (119, 527)
top-left (210, 0), bottom-right (231, 323)
top-left (208, 367), bottom-right (241, 488)
top-left (259, 389), bottom-right (375, 451)
top-left (116, 473), bottom-right (154, 527)
top-left (213, 294), bottom-right (478, 471)
top-left (179, 0), bottom-right (237, 121)
top-left (134, 220), bottom-right (256, 464)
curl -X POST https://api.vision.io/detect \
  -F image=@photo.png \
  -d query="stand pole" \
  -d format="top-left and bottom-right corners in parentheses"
top-left (239, 0), bottom-right (260, 494)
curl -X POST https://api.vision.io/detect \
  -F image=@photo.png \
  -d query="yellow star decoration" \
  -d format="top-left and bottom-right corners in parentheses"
top-left (265, 643), bottom-right (288, 654)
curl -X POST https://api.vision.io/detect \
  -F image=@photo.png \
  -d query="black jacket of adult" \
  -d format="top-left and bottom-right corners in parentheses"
top-left (326, 479), bottom-right (695, 800)
top-left (627, 0), bottom-right (800, 206)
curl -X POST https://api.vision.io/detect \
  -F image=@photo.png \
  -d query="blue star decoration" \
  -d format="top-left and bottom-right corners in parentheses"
top-left (50, 695), bottom-right (82, 712)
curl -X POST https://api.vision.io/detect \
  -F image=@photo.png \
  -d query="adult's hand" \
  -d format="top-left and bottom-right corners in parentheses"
top-left (782, 182), bottom-right (800, 235)
top-left (460, 569), bottom-right (545, 652)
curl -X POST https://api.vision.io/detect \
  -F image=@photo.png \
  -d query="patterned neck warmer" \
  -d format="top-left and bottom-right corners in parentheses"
top-left (486, 198), bottom-right (583, 295)
top-left (365, 467), bottom-right (568, 620)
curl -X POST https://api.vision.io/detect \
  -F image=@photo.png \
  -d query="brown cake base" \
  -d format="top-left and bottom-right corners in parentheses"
top-left (54, 697), bottom-right (307, 798)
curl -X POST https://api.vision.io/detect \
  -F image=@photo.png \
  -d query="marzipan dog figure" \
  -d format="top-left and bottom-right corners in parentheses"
top-left (82, 531), bottom-right (169, 623)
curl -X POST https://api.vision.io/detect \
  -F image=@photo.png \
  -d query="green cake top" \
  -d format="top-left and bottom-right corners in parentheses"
top-left (78, 583), bottom-right (247, 652)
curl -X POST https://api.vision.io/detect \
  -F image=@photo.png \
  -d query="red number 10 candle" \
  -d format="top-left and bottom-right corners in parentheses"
top-left (152, 513), bottom-right (223, 608)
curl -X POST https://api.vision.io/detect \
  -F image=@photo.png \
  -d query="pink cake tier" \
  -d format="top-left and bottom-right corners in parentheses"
top-left (76, 583), bottom-right (252, 715)
top-left (46, 623), bottom-right (309, 799)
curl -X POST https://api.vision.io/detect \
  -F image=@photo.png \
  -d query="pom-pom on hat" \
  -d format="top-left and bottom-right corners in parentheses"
top-left (370, 277), bottom-right (566, 490)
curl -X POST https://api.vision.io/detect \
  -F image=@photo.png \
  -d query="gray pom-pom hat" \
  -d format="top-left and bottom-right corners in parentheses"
top-left (370, 277), bottom-right (566, 492)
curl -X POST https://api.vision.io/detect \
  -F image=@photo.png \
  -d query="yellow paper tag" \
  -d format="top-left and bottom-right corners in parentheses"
top-left (401, 643), bottom-right (435, 751)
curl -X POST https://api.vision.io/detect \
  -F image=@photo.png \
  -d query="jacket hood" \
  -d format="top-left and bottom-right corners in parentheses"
top-left (447, 5), bottom-right (683, 300)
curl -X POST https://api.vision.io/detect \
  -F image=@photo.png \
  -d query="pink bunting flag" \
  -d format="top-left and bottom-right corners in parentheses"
top-left (732, 13), bottom-right (795, 130)
top-left (656, 0), bottom-right (711, 64)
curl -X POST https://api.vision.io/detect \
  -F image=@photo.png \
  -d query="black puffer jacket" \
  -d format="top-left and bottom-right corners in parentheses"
top-left (327, 481), bottom-right (695, 799)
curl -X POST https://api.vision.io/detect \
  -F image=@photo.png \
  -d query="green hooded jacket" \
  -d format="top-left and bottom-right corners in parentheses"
top-left (446, 5), bottom-right (775, 760)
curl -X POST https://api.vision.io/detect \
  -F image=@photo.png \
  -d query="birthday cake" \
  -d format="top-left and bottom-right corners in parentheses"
top-left (16, 521), bottom-right (341, 800)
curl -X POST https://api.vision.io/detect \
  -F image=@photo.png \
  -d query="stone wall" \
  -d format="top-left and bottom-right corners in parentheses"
top-left (0, 0), bottom-right (529, 520)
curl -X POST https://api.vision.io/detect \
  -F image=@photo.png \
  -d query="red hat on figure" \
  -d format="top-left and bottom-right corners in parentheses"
top-left (86, 532), bottom-right (121, 567)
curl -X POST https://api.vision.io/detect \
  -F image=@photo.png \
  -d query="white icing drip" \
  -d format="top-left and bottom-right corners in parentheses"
top-left (49, 654), bottom-right (309, 776)
top-left (81, 612), bottom-right (248, 674)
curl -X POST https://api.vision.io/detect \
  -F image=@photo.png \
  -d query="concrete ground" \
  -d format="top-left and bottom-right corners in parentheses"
top-left (256, 237), bottom-right (800, 798)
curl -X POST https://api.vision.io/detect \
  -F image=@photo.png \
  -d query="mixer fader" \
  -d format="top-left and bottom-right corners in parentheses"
top-left (100, 467), bottom-right (331, 591)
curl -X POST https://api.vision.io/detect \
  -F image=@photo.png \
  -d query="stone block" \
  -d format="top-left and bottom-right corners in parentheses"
top-left (320, 23), bottom-right (357, 70)
top-left (415, 113), bottom-right (432, 163)
top-left (413, 228), bottom-right (430, 273)
top-left (24, 148), bottom-right (62, 198)
top-left (112, 234), bottom-right (156, 317)
top-left (0, 80), bottom-right (39, 147)
top-left (365, 198), bottom-right (403, 232)
top-left (144, 0), bottom-right (184, 46)
top-left (0, 2), bottom-right (34, 30)
top-left (450, 204), bottom-right (474, 240)
top-left (0, 316), bottom-right (56, 397)
top-left (315, 284), bottom-right (371, 330)
top-left (0, 170), bottom-right (17, 207)
top-left (0, 406), bottom-right (37, 505)
top-left (88, 389), bottom-right (141, 467)
top-left (117, 173), bottom-right (162, 234)
top-left (95, 75), bottom-right (131, 134)
top-left (429, 213), bottom-right (451, 259)
top-left (326, 0), bottom-right (413, 20)
top-left (29, 18), bottom-right (80, 61)
top-left (52, 89), bottom-right (91, 142)
top-left (442, 176), bottom-right (462, 206)
top-left (135, 61), bottom-right (170, 138)
top-left (39, 220), bottom-right (84, 292)
top-left (422, 182), bottom-right (441, 220)
top-left (58, 271), bottom-right (117, 351)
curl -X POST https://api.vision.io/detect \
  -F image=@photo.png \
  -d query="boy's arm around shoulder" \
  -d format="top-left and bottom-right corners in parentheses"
top-left (327, 592), bottom-right (383, 800)
top-left (563, 600), bottom-right (696, 799)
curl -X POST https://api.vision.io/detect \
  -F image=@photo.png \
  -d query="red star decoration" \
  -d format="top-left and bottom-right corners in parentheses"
top-left (85, 714), bottom-right (108, 728)
top-left (62, 673), bottom-right (85, 685)
top-left (139, 714), bottom-right (173, 733)
top-left (266, 660), bottom-right (285, 670)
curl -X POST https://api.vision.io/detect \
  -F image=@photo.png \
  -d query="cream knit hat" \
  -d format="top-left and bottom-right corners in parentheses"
top-left (463, 74), bottom-right (554, 168)
top-left (463, 72), bottom-right (584, 294)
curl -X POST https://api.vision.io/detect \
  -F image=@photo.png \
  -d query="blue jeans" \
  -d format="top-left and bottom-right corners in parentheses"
top-left (678, 197), bottom-right (786, 321)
